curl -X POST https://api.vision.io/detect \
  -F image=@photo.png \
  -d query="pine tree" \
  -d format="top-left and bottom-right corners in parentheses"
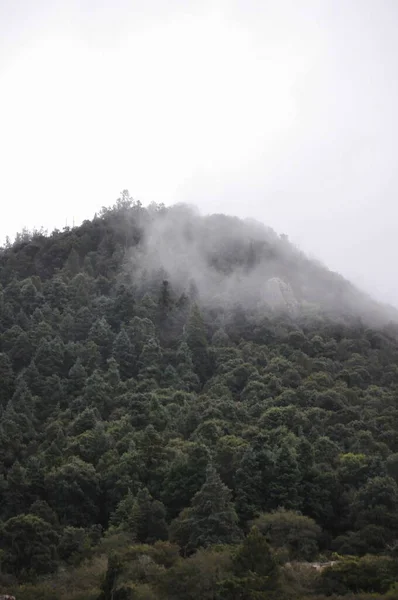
top-left (34, 336), bottom-right (65, 377)
top-left (88, 318), bottom-right (114, 363)
top-left (106, 357), bottom-right (122, 389)
top-left (60, 310), bottom-right (75, 342)
top-left (127, 316), bottom-right (156, 357)
top-left (83, 255), bottom-right (95, 277)
top-left (4, 380), bottom-right (36, 444)
top-left (162, 364), bottom-right (182, 389)
top-left (112, 327), bottom-right (135, 380)
top-left (20, 279), bottom-right (43, 314)
top-left (138, 337), bottom-right (163, 382)
top-left (234, 527), bottom-right (278, 580)
top-left (38, 374), bottom-right (65, 419)
top-left (128, 487), bottom-right (168, 544)
top-left (110, 284), bottom-right (135, 327)
top-left (9, 330), bottom-right (32, 371)
top-left (162, 443), bottom-right (209, 519)
top-left (212, 328), bottom-right (232, 347)
top-left (269, 443), bottom-right (301, 510)
top-left (80, 340), bottom-right (102, 374)
top-left (170, 465), bottom-right (242, 554)
top-left (16, 308), bottom-right (31, 330)
top-left (74, 306), bottom-right (94, 341)
top-left (70, 273), bottom-right (91, 309)
top-left (218, 527), bottom-right (279, 599)
top-left (68, 358), bottom-right (87, 397)
top-left (44, 276), bottom-right (69, 310)
top-left (157, 279), bottom-right (177, 343)
top-left (20, 360), bottom-right (42, 398)
top-left (109, 489), bottom-right (135, 528)
top-left (185, 304), bottom-right (210, 382)
top-left (176, 341), bottom-right (200, 392)
top-left (235, 442), bottom-right (275, 522)
top-left (3, 460), bottom-right (30, 517)
top-left (65, 248), bottom-right (81, 277)
top-left (0, 353), bottom-right (15, 407)
top-left (83, 370), bottom-right (109, 416)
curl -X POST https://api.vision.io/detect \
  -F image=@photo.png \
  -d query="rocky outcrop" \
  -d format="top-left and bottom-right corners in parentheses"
top-left (262, 277), bottom-right (298, 312)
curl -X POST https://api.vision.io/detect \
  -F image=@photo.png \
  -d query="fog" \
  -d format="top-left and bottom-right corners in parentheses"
top-left (125, 201), bottom-right (397, 326)
top-left (1, 1), bottom-right (398, 306)
top-left (131, 204), bottom-right (285, 309)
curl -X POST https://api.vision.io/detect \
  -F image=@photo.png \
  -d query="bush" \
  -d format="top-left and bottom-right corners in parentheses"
top-left (252, 509), bottom-right (322, 561)
top-left (318, 554), bottom-right (397, 595)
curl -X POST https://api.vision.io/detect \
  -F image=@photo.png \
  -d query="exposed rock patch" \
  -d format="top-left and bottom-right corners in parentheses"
top-left (262, 277), bottom-right (298, 313)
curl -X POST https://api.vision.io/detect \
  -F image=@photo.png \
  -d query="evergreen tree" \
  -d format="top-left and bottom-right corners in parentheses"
top-left (138, 337), bottom-right (163, 382)
top-left (4, 380), bottom-right (36, 444)
top-left (234, 526), bottom-right (278, 581)
top-left (45, 457), bottom-right (100, 526)
top-left (16, 308), bottom-right (31, 330)
top-left (176, 341), bottom-right (200, 392)
top-left (80, 340), bottom-right (102, 373)
top-left (185, 304), bottom-right (210, 382)
top-left (34, 336), bottom-right (64, 377)
top-left (1, 514), bottom-right (60, 577)
top-left (89, 317), bottom-right (114, 363)
top-left (162, 443), bottom-right (210, 519)
top-left (83, 370), bottom-right (109, 416)
top-left (60, 310), bottom-right (76, 342)
top-left (110, 283), bottom-right (136, 327)
top-left (3, 460), bottom-right (30, 517)
top-left (106, 357), bottom-right (122, 388)
top-left (0, 352), bottom-right (15, 407)
top-left (83, 254), bottom-right (95, 276)
top-left (218, 527), bottom-right (279, 599)
top-left (170, 465), bottom-right (242, 554)
top-left (112, 327), bottom-right (135, 380)
top-left (235, 442), bottom-right (275, 522)
top-left (74, 306), bottom-right (94, 341)
top-left (162, 364), bottom-right (182, 389)
top-left (70, 272), bottom-right (92, 309)
top-left (212, 328), bottom-right (232, 347)
top-left (9, 330), bottom-right (32, 371)
top-left (44, 276), bottom-right (69, 310)
top-left (269, 443), bottom-right (301, 510)
top-left (109, 489), bottom-right (135, 528)
top-left (68, 358), bottom-right (88, 397)
top-left (65, 247), bottom-right (81, 276)
top-left (129, 487), bottom-right (168, 544)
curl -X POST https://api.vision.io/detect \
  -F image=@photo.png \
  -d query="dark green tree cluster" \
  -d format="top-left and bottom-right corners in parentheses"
top-left (1, 194), bottom-right (398, 599)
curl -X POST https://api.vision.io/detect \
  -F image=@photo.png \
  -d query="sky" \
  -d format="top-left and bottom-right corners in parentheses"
top-left (1, 0), bottom-right (398, 306)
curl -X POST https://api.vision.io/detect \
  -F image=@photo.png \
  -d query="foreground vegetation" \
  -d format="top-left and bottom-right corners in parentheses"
top-left (1, 194), bottom-right (398, 598)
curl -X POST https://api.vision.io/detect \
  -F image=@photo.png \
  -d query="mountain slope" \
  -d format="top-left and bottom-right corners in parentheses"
top-left (1, 194), bottom-right (398, 599)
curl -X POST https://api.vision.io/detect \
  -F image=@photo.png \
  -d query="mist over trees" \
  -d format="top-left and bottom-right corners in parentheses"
top-left (1, 192), bottom-right (398, 599)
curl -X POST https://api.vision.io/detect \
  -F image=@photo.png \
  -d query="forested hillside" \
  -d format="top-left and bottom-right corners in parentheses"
top-left (2, 193), bottom-right (398, 599)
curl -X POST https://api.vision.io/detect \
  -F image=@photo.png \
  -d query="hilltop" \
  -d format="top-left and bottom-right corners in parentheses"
top-left (1, 193), bottom-right (398, 599)
top-left (2, 193), bottom-right (397, 326)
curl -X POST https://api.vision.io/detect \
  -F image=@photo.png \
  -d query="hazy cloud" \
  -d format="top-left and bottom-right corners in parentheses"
top-left (1, 0), bottom-right (397, 306)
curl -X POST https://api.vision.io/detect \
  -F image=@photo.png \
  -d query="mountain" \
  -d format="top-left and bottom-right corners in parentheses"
top-left (1, 193), bottom-right (398, 599)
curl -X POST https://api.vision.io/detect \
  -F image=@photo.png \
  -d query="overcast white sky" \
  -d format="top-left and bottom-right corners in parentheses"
top-left (1, 0), bottom-right (398, 305)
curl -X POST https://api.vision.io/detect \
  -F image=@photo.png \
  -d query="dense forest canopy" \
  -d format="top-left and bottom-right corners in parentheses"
top-left (1, 192), bottom-right (398, 599)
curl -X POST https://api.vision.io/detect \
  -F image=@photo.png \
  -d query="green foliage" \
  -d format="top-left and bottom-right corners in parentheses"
top-left (2, 198), bottom-right (398, 598)
top-left (319, 554), bottom-right (398, 595)
top-left (158, 547), bottom-right (232, 600)
top-left (170, 465), bottom-right (242, 554)
top-left (252, 509), bottom-right (321, 561)
top-left (0, 513), bottom-right (59, 578)
top-left (112, 487), bottom-right (168, 544)
top-left (185, 304), bottom-right (210, 382)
